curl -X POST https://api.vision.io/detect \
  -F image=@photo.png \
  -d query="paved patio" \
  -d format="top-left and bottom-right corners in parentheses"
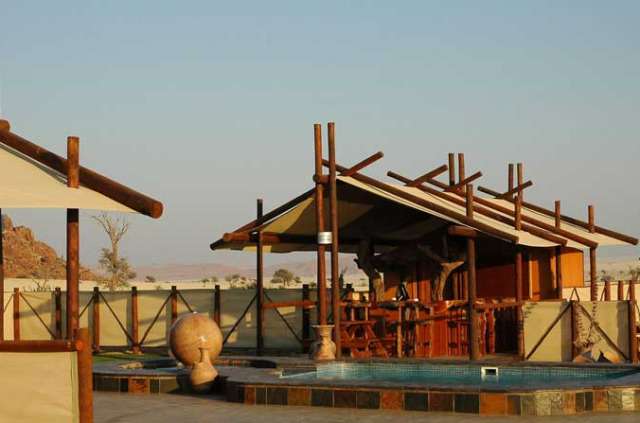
top-left (94, 392), bottom-right (640, 423)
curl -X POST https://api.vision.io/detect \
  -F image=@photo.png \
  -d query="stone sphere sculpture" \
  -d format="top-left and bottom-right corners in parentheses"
top-left (169, 313), bottom-right (223, 393)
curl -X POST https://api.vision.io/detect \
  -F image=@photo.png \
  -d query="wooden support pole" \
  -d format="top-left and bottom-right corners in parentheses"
top-left (604, 280), bottom-right (611, 301)
top-left (170, 286), bottom-right (178, 325)
top-left (92, 287), bottom-right (100, 351)
top-left (619, 280), bottom-right (625, 301)
top-left (328, 122), bottom-right (341, 358)
top-left (55, 287), bottom-right (62, 340)
top-left (555, 200), bottom-right (563, 299)
top-left (458, 153), bottom-right (465, 192)
top-left (13, 288), bottom-right (19, 340)
top-left (132, 286), bottom-right (139, 354)
top-left (314, 124), bottom-right (328, 326)
top-left (256, 198), bottom-right (265, 355)
top-left (448, 153), bottom-right (456, 186)
top-left (76, 327), bottom-right (93, 423)
top-left (466, 185), bottom-right (479, 361)
top-left (302, 284), bottom-right (310, 351)
top-left (517, 163), bottom-right (524, 201)
top-left (515, 195), bottom-right (524, 358)
top-left (629, 279), bottom-right (638, 363)
top-left (588, 205), bottom-right (598, 301)
top-left (214, 285), bottom-right (221, 326)
top-left (508, 164), bottom-right (514, 194)
top-left (0, 208), bottom-right (3, 341)
top-left (66, 136), bottom-right (80, 339)
top-left (589, 249), bottom-right (597, 301)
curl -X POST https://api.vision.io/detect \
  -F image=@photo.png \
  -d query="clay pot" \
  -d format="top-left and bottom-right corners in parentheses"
top-left (189, 347), bottom-right (218, 394)
top-left (169, 312), bottom-right (223, 367)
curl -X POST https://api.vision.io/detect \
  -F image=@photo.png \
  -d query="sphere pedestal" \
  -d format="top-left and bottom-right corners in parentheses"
top-left (309, 325), bottom-right (336, 360)
top-left (169, 313), bottom-right (223, 394)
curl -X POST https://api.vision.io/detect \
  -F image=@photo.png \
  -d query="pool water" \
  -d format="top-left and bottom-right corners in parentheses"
top-left (283, 363), bottom-right (639, 387)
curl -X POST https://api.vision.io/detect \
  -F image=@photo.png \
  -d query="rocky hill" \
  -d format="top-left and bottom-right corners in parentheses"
top-left (2, 215), bottom-right (100, 280)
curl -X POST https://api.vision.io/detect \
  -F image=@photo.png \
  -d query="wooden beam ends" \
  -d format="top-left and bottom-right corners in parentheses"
top-left (406, 164), bottom-right (448, 187)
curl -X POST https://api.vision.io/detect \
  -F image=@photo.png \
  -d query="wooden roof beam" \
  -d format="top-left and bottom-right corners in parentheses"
top-left (477, 185), bottom-right (638, 245)
top-left (387, 170), bottom-right (597, 247)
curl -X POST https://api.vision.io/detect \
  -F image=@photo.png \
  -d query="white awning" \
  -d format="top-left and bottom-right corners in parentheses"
top-left (0, 142), bottom-right (136, 213)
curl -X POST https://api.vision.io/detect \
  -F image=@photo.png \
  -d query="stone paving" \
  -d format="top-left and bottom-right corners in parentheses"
top-left (94, 392), bottom-right (640, 423)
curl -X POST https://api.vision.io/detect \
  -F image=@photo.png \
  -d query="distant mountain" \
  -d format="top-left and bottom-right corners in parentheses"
top-left (132, 255), bottom-right (364, 282)
top-left (2, 214), bottom-right (101, 281)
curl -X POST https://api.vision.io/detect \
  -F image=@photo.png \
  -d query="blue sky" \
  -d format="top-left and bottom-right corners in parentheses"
top-left (1, 1), bottom-right (639, 267)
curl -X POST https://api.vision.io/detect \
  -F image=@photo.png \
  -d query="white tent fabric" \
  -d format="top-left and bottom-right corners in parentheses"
top-left (0, 142), bottom-right (136, 213)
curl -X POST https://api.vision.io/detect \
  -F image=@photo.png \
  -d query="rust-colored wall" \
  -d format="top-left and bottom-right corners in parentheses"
top-left (476, 258), bottom-right (531, 299)
top-left (529, 249), bottom-right (554, 300)
top-left (550, 247), bottom-right (584, 288)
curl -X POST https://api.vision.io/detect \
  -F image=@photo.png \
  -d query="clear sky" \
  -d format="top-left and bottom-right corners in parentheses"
top-left (1, 1), bottom-right (639, 268)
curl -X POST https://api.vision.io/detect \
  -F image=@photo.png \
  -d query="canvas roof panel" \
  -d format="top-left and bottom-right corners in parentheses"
top-left (0, 142), bottom-right (136, 213)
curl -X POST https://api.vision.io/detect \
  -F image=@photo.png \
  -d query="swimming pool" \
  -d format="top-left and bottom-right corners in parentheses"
top-left (283, 362), bottom-right (639, 388)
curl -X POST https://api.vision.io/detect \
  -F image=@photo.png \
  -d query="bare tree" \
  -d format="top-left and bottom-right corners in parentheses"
top-left (92, 213), bottom-right (136, 291)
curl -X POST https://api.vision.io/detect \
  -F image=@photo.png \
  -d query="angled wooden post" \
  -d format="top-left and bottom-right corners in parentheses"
top-left (55, 287), bottom-right (62, 339)
top-left (555, 200), bottom-right (563, 299)
top-left (13, 287), bottom-right (20, 340)
top-left (515, 195), bottom-right (524, 359)
top-left (171, 286), bottom-right (178, 325)
top-left (466, 184), bottom-right (479, 361)
top-left (314, 124), bottom-right (328, 325)
top-left (132, 286), bottom-right (140, 354)
top-left (628, 279), bottom-right (638, 363)
top-left (66, 136), bottom-right (80, 338)
top-left (328, 122), bottom-right (342, 358)
top-left (256, 198), bottom-right (265, 355)
top-left (92, 287), bottom-right (100, 351)
top-left (588, 205), bottom-right (597, 301)
top-left (214, 284), bottom-right (221, 326)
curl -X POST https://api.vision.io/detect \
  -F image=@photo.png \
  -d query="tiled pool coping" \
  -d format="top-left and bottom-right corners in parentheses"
top-left (94, 357), bottom-right (640, 415)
